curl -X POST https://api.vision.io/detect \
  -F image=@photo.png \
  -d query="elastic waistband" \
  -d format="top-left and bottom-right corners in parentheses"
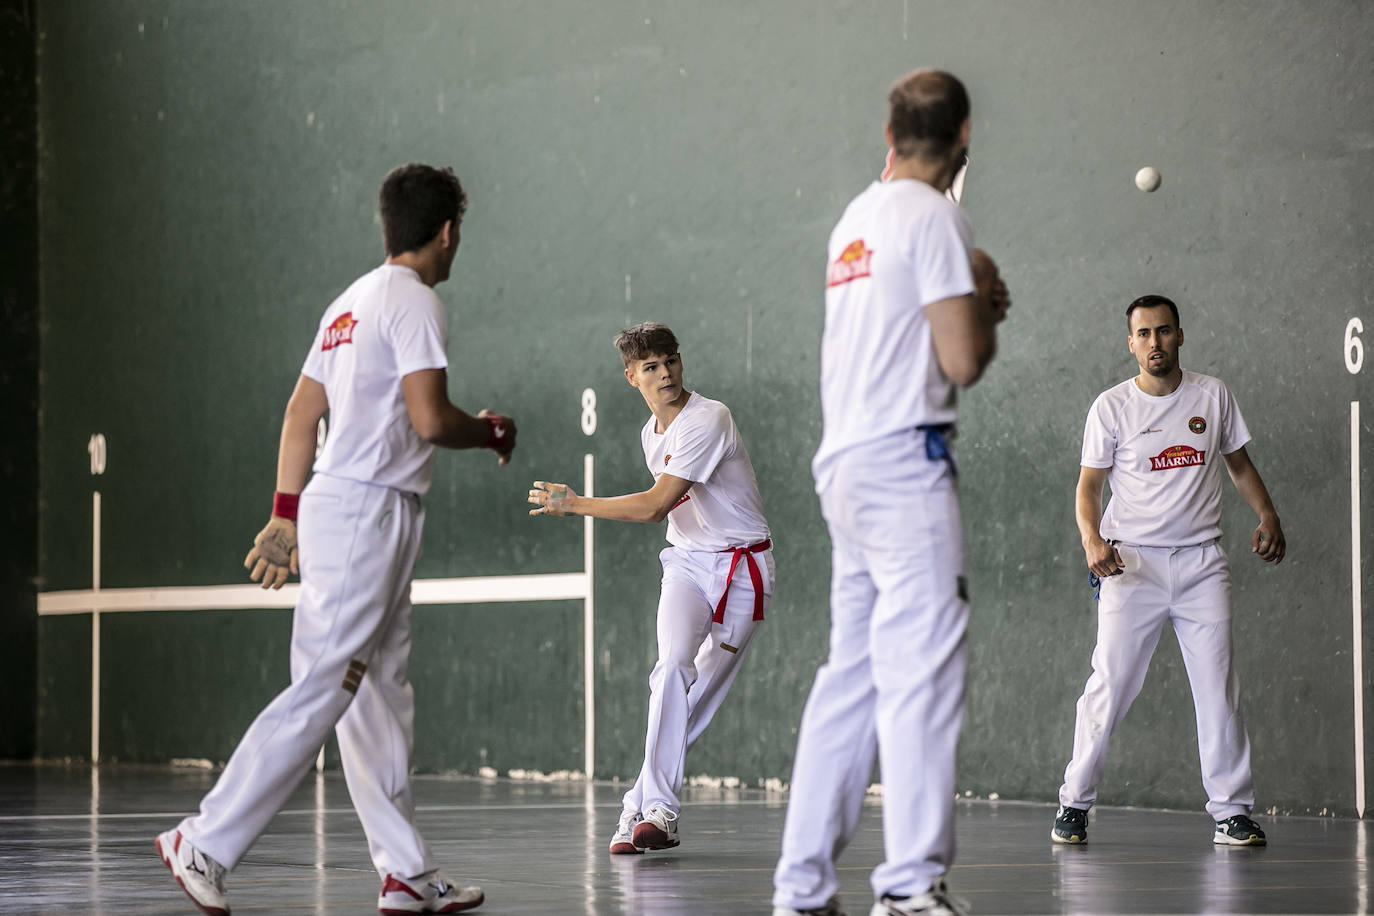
top-left (1112, 537), bottom-right (1219, 550)
top-left (309, 472), bottom-right (422, 503)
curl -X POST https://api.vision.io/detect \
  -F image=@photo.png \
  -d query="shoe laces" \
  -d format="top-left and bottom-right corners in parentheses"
top-left (932, 886), bottom-right (971, 916)
top-left (883, 882), bottom-right (970, 916)
top-left (1223, 814), bottom-right (1260, 832)
top-left (645, 803), bottom-right (677, 826)
top-left (1059, 806), bottom-right (1087, 826)
top-left (187, 846), bottom-right (227, 892)
top-left (617, 809), bottom-right (642, 832)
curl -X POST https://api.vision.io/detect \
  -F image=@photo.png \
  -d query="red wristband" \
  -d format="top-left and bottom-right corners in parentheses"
top-left (484, 415), bottom-right (510, 451)
top-left (272, 491), bottom-right (300, 521)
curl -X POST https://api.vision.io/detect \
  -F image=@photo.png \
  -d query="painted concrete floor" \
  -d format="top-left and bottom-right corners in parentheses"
top-left (0, 764), bottom-right (1367, 914)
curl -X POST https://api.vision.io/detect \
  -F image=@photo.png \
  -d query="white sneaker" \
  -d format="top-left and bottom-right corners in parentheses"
top-left (631, 803), bottom-right (680, 850)
top-left (773, 893), bottom-right (847, 915)
top-left (155, 828), bottom-right (230, 916)
top-left (609, 810), bottom-right (644, 855)
top-left (869, 881), bottom-right (969, 916)
top-left (378, 871), bottom-right (484, 914)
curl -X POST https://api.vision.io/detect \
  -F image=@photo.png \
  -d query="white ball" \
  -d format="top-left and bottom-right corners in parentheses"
top-left (1135, 166), bottom-right (1161, 192)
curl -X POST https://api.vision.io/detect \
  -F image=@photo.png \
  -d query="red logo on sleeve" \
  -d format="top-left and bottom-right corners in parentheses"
top-left (321, 312), bottom-right (357, 351)
top-left (826, 240), bottom-right (874, 288)
top-left (1149, 444), bottom-right (1206, 471)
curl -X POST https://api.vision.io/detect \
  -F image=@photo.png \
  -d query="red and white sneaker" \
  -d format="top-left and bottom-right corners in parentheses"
top-left (631, 804), bottom-right (680, 850)
top-left (155, 828), bottom-right (230, 916)
top-left (378, 871), bottom-right (484, 914)
top-left (609, 810), bottom-right (644, 855)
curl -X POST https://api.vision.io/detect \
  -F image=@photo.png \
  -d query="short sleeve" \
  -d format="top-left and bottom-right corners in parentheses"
top-left (390, 292), bottom-right (449, 377)
top-left (300, 324), bottom-right (326, 381)
top-left (913, 205), bottom-right (975, 308)
top-left (1080, 395), bottom-right (1116, 468)
top-left (663, 405), bottom-right (734, 484)
top-left (1218, 383), bottom-right (1253, 455)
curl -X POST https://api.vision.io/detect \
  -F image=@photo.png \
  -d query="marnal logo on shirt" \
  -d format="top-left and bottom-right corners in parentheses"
top-left (826, 239), bottom-right (874, 288)
top-left (1150, 444), bottom-right (1206, 471)
top-left (321, 312), bottom-right (358, 351)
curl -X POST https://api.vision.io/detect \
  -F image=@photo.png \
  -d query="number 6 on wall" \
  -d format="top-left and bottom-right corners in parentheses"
top-left (1346, 318), bottom-right (1364, 375)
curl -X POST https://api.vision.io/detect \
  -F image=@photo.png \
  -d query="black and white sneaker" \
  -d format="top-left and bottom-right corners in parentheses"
top-left (1214, 814), bottom-right (1266, 846)
top-left (869, 881), bottom-right (969, 916)
top-left (1051, 805), bottom-right (1089, 844)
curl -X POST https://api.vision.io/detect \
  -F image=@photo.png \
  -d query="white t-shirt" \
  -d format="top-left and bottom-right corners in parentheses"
top-left (1083, 370), bottom-right (1251, 547)
top-left (641, 392), bottom-right (770, 552)
top-left (812, 179), bottom-right (976, 492)
top-left (301, 263), bottom-right (449, 496)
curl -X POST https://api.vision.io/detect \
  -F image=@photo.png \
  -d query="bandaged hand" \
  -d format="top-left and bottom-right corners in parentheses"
top-left (244, 516), bottom-right (298, 589)
top-left (528, 480), bottom-right (578, 517)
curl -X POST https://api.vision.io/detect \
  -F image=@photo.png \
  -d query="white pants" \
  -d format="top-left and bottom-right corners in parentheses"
top-left (1058, 541), bottom-right (1255, 820)
top-left (180, 473), bottom-right (435, 879)
top-left (620, 544), bottom-right (773, 816)
top-left (774, 431), bottom-right (967, 909)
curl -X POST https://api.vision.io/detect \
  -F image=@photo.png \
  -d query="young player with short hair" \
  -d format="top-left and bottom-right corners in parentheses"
top-left (1051, 294), bottom-right (1284, 847)
top-left (528, 321), bottom-right (773, 855)
top-left (156, 163), bottom-right (514, 915)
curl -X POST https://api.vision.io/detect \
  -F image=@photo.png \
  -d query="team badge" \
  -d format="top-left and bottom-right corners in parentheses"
top-left (1189, 416), bottom-right (1207, 434)
top-left (826, 239), bottom-right (874, 288)
top-left (321, 311), bottom-right (358, 351)
top-left (664, 454), bottom-right (672, 466)
top-left (1150, 444), bottom-right (1206, 471)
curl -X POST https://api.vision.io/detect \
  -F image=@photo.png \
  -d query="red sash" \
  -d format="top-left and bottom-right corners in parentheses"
top-left (713, 539), bottom-right (771, 624)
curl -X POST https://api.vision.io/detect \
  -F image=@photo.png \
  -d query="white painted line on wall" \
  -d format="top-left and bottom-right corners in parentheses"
top-left (91, 491), bottom-right (101, 766)
top-left (39, 573), bottom-right (589, 616)
top-left (583, 452), bottom-right (596, 781)
top-left (1354, 400), bottom-right (1366, 818)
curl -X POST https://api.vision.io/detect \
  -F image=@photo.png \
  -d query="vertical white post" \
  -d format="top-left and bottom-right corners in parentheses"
top-left (91, 491), bottom-right (102, 766)
top-left (583, 453), bottom-right (595, 781)
top-left (1353, 401), bottom-right (1366, 817)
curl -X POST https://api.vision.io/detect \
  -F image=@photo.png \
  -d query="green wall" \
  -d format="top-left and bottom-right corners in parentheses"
top-left (34, 1), bottom-right (1374, 816)
top-left (0, 0), bottom-right (39, 761)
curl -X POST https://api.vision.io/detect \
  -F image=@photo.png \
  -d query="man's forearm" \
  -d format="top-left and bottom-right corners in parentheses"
top-left (1075, 488), bottom-right (1104, 546)
top-left (423, 407), bottom-right (492, 450)
top-left (569, 491), bottom-right (669, 524)
top-left (275, 409), bottom-right (320, 496)
top-left (1232, 465), bottom-right (1279, 522)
